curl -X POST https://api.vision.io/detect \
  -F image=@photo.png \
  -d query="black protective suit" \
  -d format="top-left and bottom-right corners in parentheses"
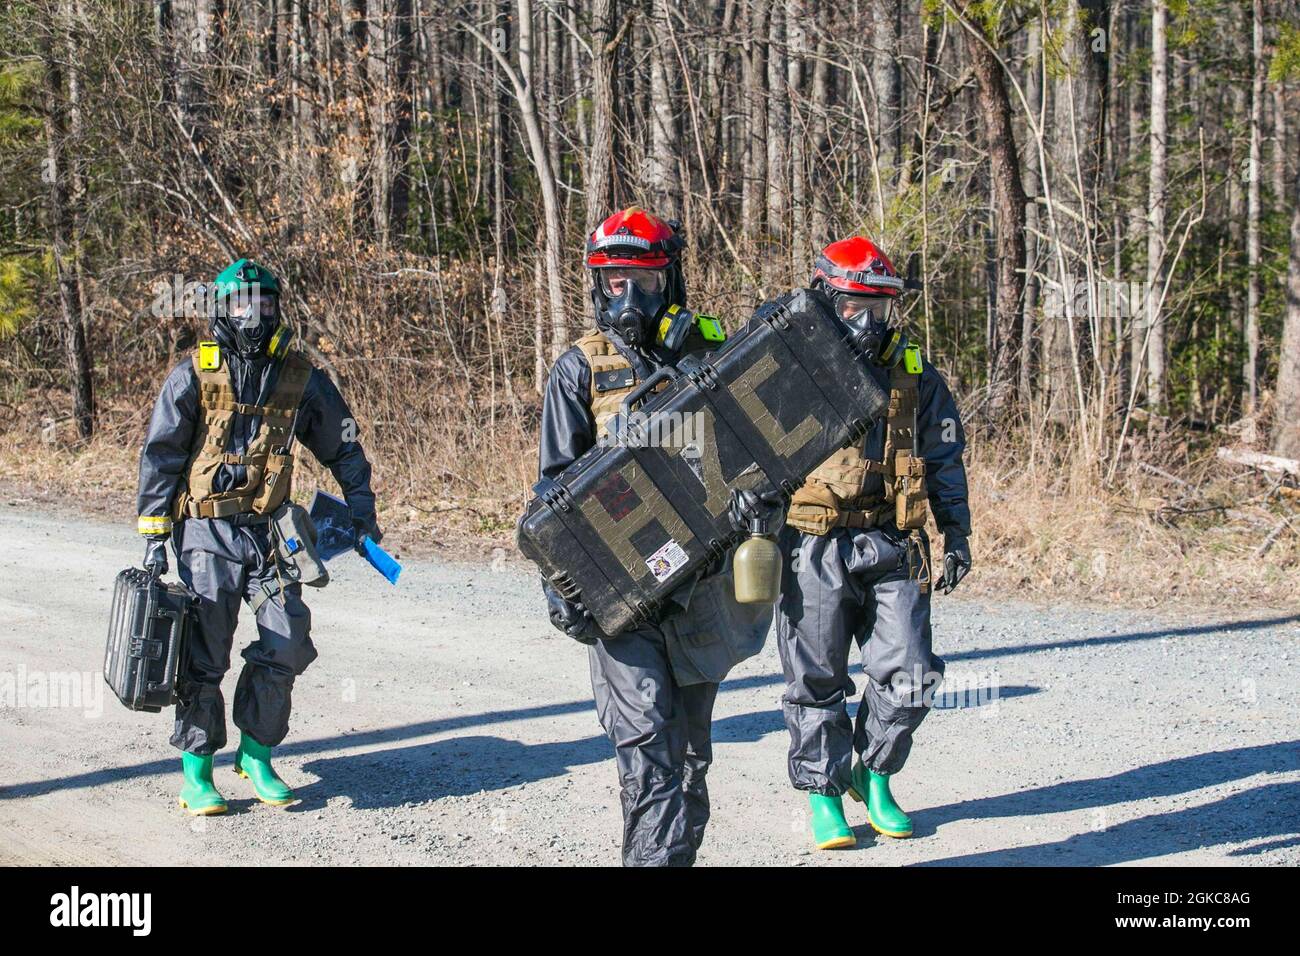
top-left (539, 329), bottom-right (767, 867)
top-left (775, 358), bottom-right (969, 795)
top-left (137, 351), bottom-right (376, 755)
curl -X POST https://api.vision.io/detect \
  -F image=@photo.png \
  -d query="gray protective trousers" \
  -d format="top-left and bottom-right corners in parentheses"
top-left (774, 524), bottom-right (944, 794)
top-left (169, 516), bottom-right (317, 755)
top-left (588, 626), bottom-right (719, 868)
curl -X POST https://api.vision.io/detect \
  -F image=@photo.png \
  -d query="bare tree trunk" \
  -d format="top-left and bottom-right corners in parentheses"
top-left (1022, 19), bottom-right (1043, 405)
top-left (963, 6), bottom-right (1027, 413)
top-left (43, 5), bottom-right (94, 439)
top-left (1045, 0), bottom-right (1105, 427)
top-left (172, 0), bottom-right (221, 200)
top-left (765, 3), bottom-right (787, 275)
top-left (1226, 1), bottom-right (1246, 343)
top-left (262, 0), bottom-right (282, 126)
top-left (533, 255), bottom-right (546, 393)
top-left (1243, 0), bottom-right (1263, 412)
top-left (1125, 0), bottom-right (1147, 404)
top-left (741, 0), bottom-right (769, 242)
top-left (1274, 166), bottom-right (1300, 456)
top-left (425, 12), bottom-right (452, 236)
top-left (808, 32), bottom-right (831, 251)
top-left (586, 0), bottom-right (620, 232)
top-left (368, 4), bottom-right (390, 242)
top-left (472, 0), bottom-right (567, 361)
top-left (1145, 0), bottom-right (1167, 411)
top-left (786, 0), bottom-right (807, 273)
top-left (387, 0), bottom-right (416, 239)
top-left (490, 0), bottom-right (509, 319)
top-left (647, 0), bottom-right (681, 215)
top-left (871, 0), bottom-right (900, 184)
top-left (568, 2), bottom-right (589, 156)
top-left (346, 0), bottom-right (372, 235)
top-left (1272, 83), bottom-right (1289, 211)
top-left (545, 3), bottom-right (564, 217)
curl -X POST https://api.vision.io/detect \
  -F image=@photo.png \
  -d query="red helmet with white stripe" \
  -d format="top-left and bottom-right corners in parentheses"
top-left (586, 208), bottom-right (687, 346)
top-left (811, 236), bottom-right (905, 296)
top-left (585, 207), bottom-right (683, 268)
top-left (811, 236), bottom-right (914, 369)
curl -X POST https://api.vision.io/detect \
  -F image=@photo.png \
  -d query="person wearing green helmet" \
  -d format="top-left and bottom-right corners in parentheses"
top-left (209, 259), bottom-right (285, 358)
top-left (137, 258), bottom-right (381, 815)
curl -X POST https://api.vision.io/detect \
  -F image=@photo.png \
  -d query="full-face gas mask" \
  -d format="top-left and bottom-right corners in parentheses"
top-left (212, 287), bottom-right (281, 358)
top-left (595, 267), bottom-right (669, 349)
top-left (831, 292), bottom-right (909, 369)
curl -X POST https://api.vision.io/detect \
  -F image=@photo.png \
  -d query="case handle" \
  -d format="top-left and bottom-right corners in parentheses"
top-left (619, 366), bottom-right (679, 416)
top-left (146, 601), bottom-right (183, 696)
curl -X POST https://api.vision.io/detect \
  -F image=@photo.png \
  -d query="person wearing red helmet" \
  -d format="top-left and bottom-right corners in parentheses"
top-left (534, 207), bottom-right (769, 867)
top-left (770, 235), bottom-right (972, 850)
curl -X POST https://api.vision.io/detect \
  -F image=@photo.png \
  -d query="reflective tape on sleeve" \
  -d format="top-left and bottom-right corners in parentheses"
top-left (137, 515), bottom-right (173, 535)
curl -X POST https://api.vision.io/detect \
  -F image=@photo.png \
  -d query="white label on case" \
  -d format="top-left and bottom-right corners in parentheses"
top-left (645, 539), bottom-right (689, 583)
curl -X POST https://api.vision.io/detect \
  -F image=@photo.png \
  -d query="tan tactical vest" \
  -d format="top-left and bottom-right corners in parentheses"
top-left (786, 362), bottom-right (927, 536)
top-left (575, 330), bottom-right (642, 436)
top-left (574, 320), bottom-right (721, 435)
top-left (173, 345), bottom-right (312, 520)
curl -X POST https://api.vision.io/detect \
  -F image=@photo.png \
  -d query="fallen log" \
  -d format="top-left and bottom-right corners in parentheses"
top-left (1216, 447), bottom-right (1300, 477)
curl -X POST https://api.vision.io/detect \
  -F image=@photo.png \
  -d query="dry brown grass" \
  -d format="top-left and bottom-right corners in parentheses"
top-left (3, 382), bottom-right (1296, 609)
top-left (961, 430), bottom-right (1299, 608)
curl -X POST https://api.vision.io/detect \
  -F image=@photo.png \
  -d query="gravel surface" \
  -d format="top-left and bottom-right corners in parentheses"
top-left (1, 505), bottom-right (1297, 866)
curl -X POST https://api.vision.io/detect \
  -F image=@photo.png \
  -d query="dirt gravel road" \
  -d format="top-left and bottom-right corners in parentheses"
top-left (1, 506), bottom-right (1297, 866)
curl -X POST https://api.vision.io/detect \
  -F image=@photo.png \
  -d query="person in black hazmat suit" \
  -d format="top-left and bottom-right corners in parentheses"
top-left (535, 207), bottom-right (778, 866)
top-left (771, 236), bottom-right (972, 849)
top-left (136, 259), bottom-right (381, 815)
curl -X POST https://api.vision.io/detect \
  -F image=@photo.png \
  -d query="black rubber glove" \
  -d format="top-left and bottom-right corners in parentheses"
top-left (543, 580), bottom-right (597, 645)
top-left (727, 488), bottom-right (785, 534)
top-left (143, 537), bottom-right (169, 577)
top-left (352, 514), bottom-right (382, 554)
top-left (940, 533), bottom-right (971, 594)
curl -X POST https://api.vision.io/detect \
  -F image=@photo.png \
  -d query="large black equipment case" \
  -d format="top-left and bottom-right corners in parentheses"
top-left (104, 567), bottom-right (196, 712)
top-left (517, 289), bottom-right (889, 636)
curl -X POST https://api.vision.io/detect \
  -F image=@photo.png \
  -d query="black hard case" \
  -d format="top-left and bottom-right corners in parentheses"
top-left (517, 290), bottom-right (889, 636)
top-left (103, 567), bottom-right (195, 712)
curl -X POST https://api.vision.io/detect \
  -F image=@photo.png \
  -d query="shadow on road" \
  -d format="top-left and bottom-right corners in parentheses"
top-left (0, 698), bottom-right (596, 800)
top-left (914, 741), bottom-right (1300, 865)
top-left (712, 686), bottom-right (1040, 745)
top-left (941, 612), bottom-right (1299, 664)
top-left (3, 609), bottom-right (1293, 810)
top-left (292, 734), bottom-right (613, 811)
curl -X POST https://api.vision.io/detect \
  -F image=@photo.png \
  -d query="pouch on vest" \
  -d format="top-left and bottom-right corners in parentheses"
top-left (785, 482), bottom-right (843, 536)
top-left (894, 454), bottom-right (928, 530)
top-left (271, 501), bottom-right (329, 588)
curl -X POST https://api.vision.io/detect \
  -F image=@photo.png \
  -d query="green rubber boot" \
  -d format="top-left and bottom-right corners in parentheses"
top-left (808, 793), bottom-right (856, 850)
top-left (178, 752), bottom-right (228, 816)
top-left (849, 761), bottom-right (913, 838)
top-left (234, 734), bottom-right (295, 806)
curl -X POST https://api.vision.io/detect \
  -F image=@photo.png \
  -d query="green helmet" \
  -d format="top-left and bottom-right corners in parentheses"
top-left (213, 258), bottom-right (280, 300)
top-left (210, 259), bottom-right (283, 357)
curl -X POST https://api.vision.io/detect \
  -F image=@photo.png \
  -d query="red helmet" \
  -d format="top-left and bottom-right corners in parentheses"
top-left (586, 208), bottom-right (687, 345)
top-left (811, 236), bottom-right (905, 296)
top-left (585, 207), bottom-right (684, 268)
